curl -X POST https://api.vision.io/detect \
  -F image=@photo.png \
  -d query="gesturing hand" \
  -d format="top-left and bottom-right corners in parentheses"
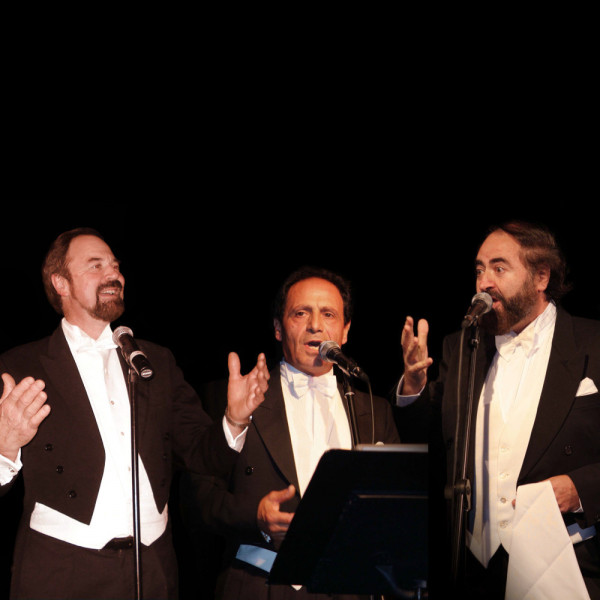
top-left (0, 374), bottom-right (50, 462)
top-left (400, 316), bottom-right (433, 395)
top-left (225, 352), bottom-right (269, 433)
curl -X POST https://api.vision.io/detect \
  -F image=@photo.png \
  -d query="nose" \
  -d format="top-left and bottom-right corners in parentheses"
top-left (477, 272), bottom-right (495, 293)
top-left (104, 263), bottom-right (124, 283)
top-left (307, 313), bottom-right (323, 333)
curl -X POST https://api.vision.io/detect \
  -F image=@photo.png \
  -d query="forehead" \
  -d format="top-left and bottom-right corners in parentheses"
top-left (67, 235), bottom-right (115, 263)
top-left (285, 277), bottom-right (344, 309)
top-left (476, 230), bottom-right (524, 264)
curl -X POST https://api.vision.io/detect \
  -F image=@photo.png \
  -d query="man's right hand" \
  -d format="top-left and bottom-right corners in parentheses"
top-left (400, 316), bottom-right (433, 396)
top-left (0, 374), bottom-right (50, 462)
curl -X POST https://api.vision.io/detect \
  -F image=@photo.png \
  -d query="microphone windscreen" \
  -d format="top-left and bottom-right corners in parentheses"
top-left (318, 340), bottom-right (339, 361)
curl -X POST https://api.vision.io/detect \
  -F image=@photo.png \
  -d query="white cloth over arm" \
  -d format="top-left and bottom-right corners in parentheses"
top-left (506, 480), bottom-right (590, 600)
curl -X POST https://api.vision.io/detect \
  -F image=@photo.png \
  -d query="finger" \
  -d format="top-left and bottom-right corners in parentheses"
top-left (246, 386), bottom-right (264, 412)
top-left (257, 365), bottom-right (270, 392)
top-left (400, 317), bottom-right (415, 347)
top-left (15, 379), bottom-right (46, 409)
top-left (21, 388), bottom-right (49, 420)
top-left (29, 402), bottom-right (51, 428)
top-left (227, 352), bottom-right (242, 381)
top-left (417, 319), bottom-right (429, 348)
top-left (407, 358), bottom-right (433, 373)
top-left (269, 485), bottom-right (296, 503)
top-left (1, 373), bottom-right (16, 402)
top-left (3, 377), bottom-right (44, 408)
top-left (257, 353), bottom-right (270, 380)
top-left (274, 511), bottom-right (294, 526)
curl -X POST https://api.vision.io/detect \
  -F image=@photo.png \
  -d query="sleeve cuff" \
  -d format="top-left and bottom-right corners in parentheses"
top-left (395, 376), bottom-right (423, 406)
top-left (222, 416), bottom-right (248, 452)
top-left (0, 450), bottom-right (22, 485)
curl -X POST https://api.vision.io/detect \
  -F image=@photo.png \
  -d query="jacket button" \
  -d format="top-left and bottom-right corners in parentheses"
top-left (563, 445), bottom-right (573, 456)
top-left (67, 490), bottom-right (77, 499)
top-left (44, 444), bottom-right (53, 451)
top-left (56, 465), bottom-right (64, 474)
top-left (245, 467), bottom-right (254, 475)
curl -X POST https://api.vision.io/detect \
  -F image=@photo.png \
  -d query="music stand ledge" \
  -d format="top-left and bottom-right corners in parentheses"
top-left (268, 444), bottom-right (428, 596)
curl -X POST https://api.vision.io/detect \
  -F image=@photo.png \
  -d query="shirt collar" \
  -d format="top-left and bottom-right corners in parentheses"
top-left (62, 318), bottom-right (118, 352)
top-left (280, 361), bottom-right (338, 400)
top-left (495, 302), bottom-right (556, 359)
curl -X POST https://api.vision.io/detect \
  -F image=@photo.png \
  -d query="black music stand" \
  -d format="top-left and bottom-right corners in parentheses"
top-left (268, 444), bottom-right (428, 597)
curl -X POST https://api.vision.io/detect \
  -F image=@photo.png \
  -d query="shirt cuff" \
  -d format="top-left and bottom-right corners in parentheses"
top-left (0, 450), bottom-right (22, 485)
top-left (395, 376), bottom-right (423, 407)
top-left (222, 416), bottom-right (248, 452)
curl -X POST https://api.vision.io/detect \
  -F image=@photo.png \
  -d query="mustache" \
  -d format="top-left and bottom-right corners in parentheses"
top-left (97, 280), bottom-right (123, 293)
top-left (484, 289), bottom-right (505, 306)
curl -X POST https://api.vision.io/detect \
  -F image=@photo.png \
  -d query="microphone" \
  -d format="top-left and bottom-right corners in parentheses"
top-left (318, 341), bottom-right (369, 382)
top-left (461, 292), bottom-right (493, 328)
top-left (112, 326), bottom-right (155, 380)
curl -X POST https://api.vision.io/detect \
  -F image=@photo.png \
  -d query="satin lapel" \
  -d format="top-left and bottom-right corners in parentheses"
top-left (519, 310), bottom-right (585, 481)
top-left (252, 370), bottom-right (300, 491)
top-left (39, 327), bottom-right (103, 444)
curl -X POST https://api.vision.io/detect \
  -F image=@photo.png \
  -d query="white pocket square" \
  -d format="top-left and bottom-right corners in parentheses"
top-left (576, 377), bottom-right (598, 397)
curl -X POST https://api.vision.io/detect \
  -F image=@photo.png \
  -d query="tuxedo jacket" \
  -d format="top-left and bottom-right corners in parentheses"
top-left (0, 325), bottom-right (236, 528)
top-left (184, 366), bottom-right (401, 563)
top-left (429, 307), bottom-right (600, 532)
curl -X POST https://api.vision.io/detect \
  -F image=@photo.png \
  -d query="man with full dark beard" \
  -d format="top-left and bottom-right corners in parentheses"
top-left (397, 221), bottom-right (600, 600)
top-left (0, 227), bottom-right (269, 599)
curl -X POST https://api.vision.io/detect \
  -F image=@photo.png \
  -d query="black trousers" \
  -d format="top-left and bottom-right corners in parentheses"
top-left (9, 527), bottom-right (178, 600)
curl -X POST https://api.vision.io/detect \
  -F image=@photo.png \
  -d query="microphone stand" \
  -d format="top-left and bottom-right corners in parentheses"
top-left (342, 371), bottom-right (388, 600)
top-left (341, 372), bottom-right (359, 448)
top-left (447, 323), bottom-right (480, 590)
top-left (127, 366), bottom-right (143, 600)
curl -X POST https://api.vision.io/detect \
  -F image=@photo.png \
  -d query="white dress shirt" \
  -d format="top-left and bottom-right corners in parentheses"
top-left (279, 361), bottom-right (352, 496)
top-left (468, 302), bottom-right (556, 566)
top-left (0, 319), bottom-right (246, 549)
top-left (28, 319), bottom-right (169, 548)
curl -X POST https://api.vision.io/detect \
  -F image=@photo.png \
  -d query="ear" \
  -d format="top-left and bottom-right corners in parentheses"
top-left (273, 319), bottom-right (283, 342)
top-left (535, 267), bottom-right (551, 294)
top-left (341, 321), bottom-right (351, 346)
top-left (51, 273), bottom-right (70, 298)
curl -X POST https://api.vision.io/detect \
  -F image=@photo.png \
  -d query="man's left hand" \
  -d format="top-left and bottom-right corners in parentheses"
top-left (547, 474), bottom-right (581, 513)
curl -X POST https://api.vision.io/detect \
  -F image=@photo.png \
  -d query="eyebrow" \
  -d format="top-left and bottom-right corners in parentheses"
top-left (475, 257), bottom-right (511, 268)
top-left (86, 255), bottom-right (120, 263)
top-left (288, 304), bottom-right (340, 315)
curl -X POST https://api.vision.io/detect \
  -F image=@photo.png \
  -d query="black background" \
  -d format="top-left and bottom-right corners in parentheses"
top-left (1, 31), bottom-right (597, 597)
top-left (1, 188), bottom-right (598, 598)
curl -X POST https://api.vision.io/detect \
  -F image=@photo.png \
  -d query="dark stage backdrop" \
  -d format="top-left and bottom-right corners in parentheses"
top-left (1, 203), bottom-right (598, 598)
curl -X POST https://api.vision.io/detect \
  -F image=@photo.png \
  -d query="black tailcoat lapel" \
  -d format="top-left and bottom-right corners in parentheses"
top-left (519, 309), bottom-right (587, 482)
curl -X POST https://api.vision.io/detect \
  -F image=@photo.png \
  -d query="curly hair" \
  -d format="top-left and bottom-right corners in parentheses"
top-left (487, 220), bottom-right (571, 302)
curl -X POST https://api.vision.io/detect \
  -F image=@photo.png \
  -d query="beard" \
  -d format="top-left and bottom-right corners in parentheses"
top-left (89, 280), bottom-right (125, 322)
top-left (479, 276), bottom-right (539, 336)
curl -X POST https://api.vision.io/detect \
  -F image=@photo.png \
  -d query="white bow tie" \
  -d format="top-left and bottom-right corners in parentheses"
top-left (289, 371), bottom-right (338, 400)
top-left (76, 338), bottom-right (118, 353)
top-left (495, 325), bottom-right (536, 360)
